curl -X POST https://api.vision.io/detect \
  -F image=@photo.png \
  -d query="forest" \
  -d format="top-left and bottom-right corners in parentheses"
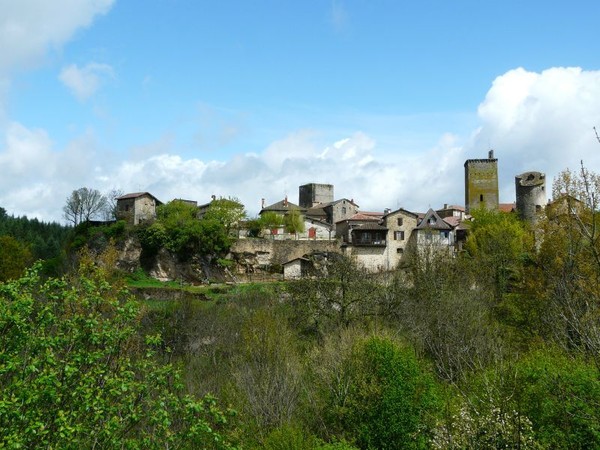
top-left (1, 166), bottom-right (600, 449)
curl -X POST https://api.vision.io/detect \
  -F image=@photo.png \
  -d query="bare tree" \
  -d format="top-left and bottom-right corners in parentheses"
top-left (63, 187), bottom-right (108, 226)
top-left (103, 188), bottom-right (124, 221)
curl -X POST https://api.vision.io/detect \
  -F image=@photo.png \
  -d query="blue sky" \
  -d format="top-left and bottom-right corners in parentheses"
top-left (2, 1), bottom-right (600, 221)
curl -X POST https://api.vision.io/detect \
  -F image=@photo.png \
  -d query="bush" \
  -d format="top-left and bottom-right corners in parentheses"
top-left (0, 260), bottom-right (236, 449)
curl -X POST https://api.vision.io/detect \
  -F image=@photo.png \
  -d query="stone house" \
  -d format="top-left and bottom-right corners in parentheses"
top-left (283, 257), bottom-right (311, 280)
top-left (305, 198), bottom-right (359, 231)
top-left (116, 192), bottom-right (162, 225)
top-left (414, 208), bottom-right (454, 250)
top-left (382, 208), bottom-right (420, 266)
top-left (340, 208), bottom-right (419, 272)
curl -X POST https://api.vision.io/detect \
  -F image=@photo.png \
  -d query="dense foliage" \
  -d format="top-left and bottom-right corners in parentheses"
top-left (0, 206), bottom-right (70, 261)
top-left (0, 253), bottom-right (236, 449)
top-left (3, 165), bottom-right (600, 448)
top-left (0, 207), bottom-right (70, 279)
top-left (138, 200), bottom-right (233, 258)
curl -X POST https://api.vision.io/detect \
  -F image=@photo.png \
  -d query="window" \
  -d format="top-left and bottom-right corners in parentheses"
top-left (397, 218), bottom-right (403, 226)
top-left (441, 231), bottom-right (449, 239)
top-left (480, 194), bottom-right (484, 202)
top-left (397, 248), bottom-right (404, 254)
top-left (394, 231), bottom-right (405, 240)
top-left (342, 207), bottom-right (347, 215)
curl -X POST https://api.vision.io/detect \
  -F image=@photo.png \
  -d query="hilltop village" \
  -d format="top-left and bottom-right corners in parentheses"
top-left (114, 151), bottom-right (548, 279)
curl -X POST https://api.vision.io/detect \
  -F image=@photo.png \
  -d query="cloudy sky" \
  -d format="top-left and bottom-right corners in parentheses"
top-left (2, 0), bottom-right (600, 222)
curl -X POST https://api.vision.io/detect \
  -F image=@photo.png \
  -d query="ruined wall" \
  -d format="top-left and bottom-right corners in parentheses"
top-left (230, 238), bottom-right (342, 273)
top-left (464, 157), bottom-right (499, 214)
top-left (515, 171), bottom-right (546, 223)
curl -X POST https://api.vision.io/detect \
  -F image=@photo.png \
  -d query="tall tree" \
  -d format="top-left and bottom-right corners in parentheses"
top-left (203, 197), bottom-right (246, 234)
top-left (63, 187), bottom-right (108, 226)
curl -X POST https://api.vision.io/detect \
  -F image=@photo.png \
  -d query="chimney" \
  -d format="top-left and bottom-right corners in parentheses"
top-left (444, 203), bottom-right (448, 209)
top-left (261, 198), bottom-right (265, 209)
top-left (284, 195), bottom-right (288, 207)
top-left (488, 149), bottom-right (494, 159)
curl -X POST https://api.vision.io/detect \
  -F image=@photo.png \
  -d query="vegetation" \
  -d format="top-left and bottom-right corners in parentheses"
top-left (0, 251), bottom-right (235, 449)
top-left (3, 165), bottom-right (600, 448)
top-left (0, 207), bottom-right (71, 278)
top-left (138, 200), bottom-right (233, 258)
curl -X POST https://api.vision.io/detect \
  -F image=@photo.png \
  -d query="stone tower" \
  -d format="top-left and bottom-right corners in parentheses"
top-left (299, 183), bottom-right (334, 208)
top-left (515, 171), bottom-right (546, 223)
top-left (464, 150), bottom-right (499, 214)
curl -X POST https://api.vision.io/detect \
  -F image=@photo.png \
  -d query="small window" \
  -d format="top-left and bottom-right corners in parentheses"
top-left (397, 248), bottom-right (404, 254)
top-left (397, 218), bottom-right (403, 226)
top-left (480, 194), bottom-right (484, 202)
top-left (342, 207), bottom-right (347, 215)
top-left (394, 231), bottom-right (405, 240)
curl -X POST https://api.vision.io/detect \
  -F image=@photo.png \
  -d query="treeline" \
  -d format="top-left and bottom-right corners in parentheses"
top-left (0, 207), bottom-right (71, 280)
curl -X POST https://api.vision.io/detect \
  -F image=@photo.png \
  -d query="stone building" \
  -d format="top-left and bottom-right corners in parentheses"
top-left (116, 192), bottom-right (162, 225)
top-left (340, 208), bottom-right (419, 272)
top-left (464, 150), bottom-right (499, 214)
top-left (515, 171), bottom-right (546, 223)
top-left (299, 183), bottom-right (334, 208)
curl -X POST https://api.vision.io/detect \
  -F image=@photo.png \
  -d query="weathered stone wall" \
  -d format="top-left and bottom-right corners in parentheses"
top-left (515, 171), bottom-right (546, 223)
top-left (343, 245), bottom-right (387, 272)
top-left (464, 158), bottom-right (499, 214)
top-left (299, 183), bottom-right (334, 208)
top-left (230, 238), bottom-right (342, 272)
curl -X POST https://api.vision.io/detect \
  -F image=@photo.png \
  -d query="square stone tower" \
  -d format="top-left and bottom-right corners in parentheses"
top-left (299, 183), bottom-right (334, 208)
top-left (464, 150), bottom-right (499, 214)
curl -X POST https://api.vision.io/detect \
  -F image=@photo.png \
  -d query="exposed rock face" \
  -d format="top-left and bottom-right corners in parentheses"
top-left (115, 237), bottom-right (142, 273)
top-left (115, 235), bottom-right (342, 283)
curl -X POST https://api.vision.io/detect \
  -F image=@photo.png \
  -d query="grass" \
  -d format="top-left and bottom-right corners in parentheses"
top-left (125, 268), bottom-right (284, 302)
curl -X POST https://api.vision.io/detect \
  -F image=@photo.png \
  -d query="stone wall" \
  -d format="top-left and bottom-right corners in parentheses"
top-left (230, 238), bottom-right (342, 273)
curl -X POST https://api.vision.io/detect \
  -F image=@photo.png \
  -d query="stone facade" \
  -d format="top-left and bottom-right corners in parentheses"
top-left (382, 208), bottom-right (419, 269)
top-left (299, 183), bottom-right (334, 208)
top-left (464, 151), bottom-right (499, 214)
top-left (116, 192), bottom-right (162, 225)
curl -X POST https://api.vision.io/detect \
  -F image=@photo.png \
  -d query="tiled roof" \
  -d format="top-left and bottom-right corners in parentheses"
top-left (498, 203), bottom-right (516, 213)
top-left (261, 199), bottom-right (304, 213)
top-left (354, 222), bottom-right (388, 231)
top-left (339, 212), bottom-right (382, 223)
top-left (416, 208), bottom-right (452, 230)
top-left (382, 208), bottom-right (418, 219)
top-left (442, 216), bottom-right (461, 227)
top-left (116, 192), bottom-right (162, 204)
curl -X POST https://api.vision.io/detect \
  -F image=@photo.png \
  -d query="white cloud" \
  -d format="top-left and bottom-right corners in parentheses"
top-left (59, 62), bottom-right (115, 101)
top-left (0, 0), bottom-right (114, 74)
top-left (3, 66), bottom-right (600, 223)
top-left (469, 66), bottom-right (600, 202)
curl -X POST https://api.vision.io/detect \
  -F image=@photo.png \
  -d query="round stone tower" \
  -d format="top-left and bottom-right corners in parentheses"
top-left (515, 171), bottom-right (546, 223)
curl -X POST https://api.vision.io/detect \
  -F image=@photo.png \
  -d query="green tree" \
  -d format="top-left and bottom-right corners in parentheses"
top-left (318, 334), bottom-right (440, 449)
top-left (260, 211), bottom-right (284, 238)
top-left (148, 200), bottom-right (232, 257)
top-left (284, 208), bottom-right (305, 237)
top-left (203, 197), bottom-right (247, 234)
top-left (0, 257), bottom-right (235, 449)
top-left (0, 235), bottom-right (33, 282)
top-left (287, 255), bottom-right (382, 334)
top-left (537, 165), bottom-right (600, 367)
top-left (465, 208), bottom-right (532, 303)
